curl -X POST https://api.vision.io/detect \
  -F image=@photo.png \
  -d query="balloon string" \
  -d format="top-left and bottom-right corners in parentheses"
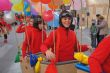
top-left (51, 0), bottom-right (56, 55)
top-left (23, 1), bottom-right (31, 55)
top-left (79, 0), bottom-right (83, 52)
top-left (40, 2), bottom-right (44, 43)
top-left (13, 23), bottom-right (19, 49)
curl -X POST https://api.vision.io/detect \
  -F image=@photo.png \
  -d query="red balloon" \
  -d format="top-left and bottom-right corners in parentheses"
top-left (45, 60), bottom-right (58, 73)
top-left (31, 0), bottom-right (39, 3)
top-left (41, 0), bottom-right (51, 4)
top-left (43, 10), bottom-right (54, 22)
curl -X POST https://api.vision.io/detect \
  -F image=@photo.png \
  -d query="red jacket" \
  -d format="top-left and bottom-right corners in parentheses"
top-left (16, 24), bottom-right (25, 33)
top-left (89, 35), bottom-right (110, 73)
top-left (22, 26), bottom-right (46, 58)
top-left (41, 26), bottom-right (88, 62)
top-left (16, 24), bottom-right (32, 33)
top-left (0, 20), bottom-right (12, 32)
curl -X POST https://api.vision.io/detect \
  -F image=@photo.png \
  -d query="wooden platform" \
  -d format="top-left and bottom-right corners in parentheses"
top-left (20, 57), bottom-right (88, 73)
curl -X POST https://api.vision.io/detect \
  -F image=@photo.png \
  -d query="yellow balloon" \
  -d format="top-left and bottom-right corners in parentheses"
top-left (63, 0), bottom-right (70, 4)
top-left (74, 52), bottom-right (83, 62)
top-left (35, 57), bottom-right (43, 73)
top-left (12, 1), bottom-right (23, 12)
top-left (26, 6), bottom-right (31, 12)
top-left (35, 61), bottom-right (40, 73)
top-left (82, 54), bottom-right (88, 64)
top-left (74, 52), bottom-right (89, 64)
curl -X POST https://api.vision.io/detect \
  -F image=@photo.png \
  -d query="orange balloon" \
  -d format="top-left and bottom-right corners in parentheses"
top-left (48, 3), bottom-right (59, 9)
top-left (48, 0), bottom-right (63, 9)
top-left (34, 3), bottom-right (46, 14)
top-left (48, 3), bottom-right (58, 9)
top-left (31, 0), bottom-right (39, 3)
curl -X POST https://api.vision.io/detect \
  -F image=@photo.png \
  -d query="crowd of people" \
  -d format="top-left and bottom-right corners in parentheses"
top-left (0, 8), bottom-right (110, 73)
top-left (0, 11), bottom-right (12, 43)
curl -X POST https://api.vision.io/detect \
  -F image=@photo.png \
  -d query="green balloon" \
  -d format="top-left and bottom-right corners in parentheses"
top-left (14, 49), bottom-right (21, 63)
top-left (10, 0), bottom-right (22, 4)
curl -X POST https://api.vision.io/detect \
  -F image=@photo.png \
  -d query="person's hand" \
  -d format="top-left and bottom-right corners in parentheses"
top-left (45, 49), bottom-right (55, 60)
top-left (87, 45), bottom-right (93, 52)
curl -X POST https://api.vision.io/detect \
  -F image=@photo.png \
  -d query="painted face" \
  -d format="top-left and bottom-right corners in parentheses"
top-left (61, 17), bottom-right (71, 27)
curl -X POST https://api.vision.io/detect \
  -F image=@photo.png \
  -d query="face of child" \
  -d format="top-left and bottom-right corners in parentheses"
top-left (61, 17), bottom-right (71, 28)
top-left (38, 22), bottom-right (44, 30)
top-left (29, 19), bottom-right (33, 25)
top-left (26, 17), bottom-right (30, 22)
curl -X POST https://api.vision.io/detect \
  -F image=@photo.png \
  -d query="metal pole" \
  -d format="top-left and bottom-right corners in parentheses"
top-left (107, 0), bottom-right (110, 27)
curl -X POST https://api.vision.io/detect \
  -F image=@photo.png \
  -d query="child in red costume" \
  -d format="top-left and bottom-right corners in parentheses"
top-left (22, 15), bottom-right (47, 58)
top-left (0, 18), bottom-right (12, 43)
top-left (40, 11), bottom-right (90, 62)
top-left (16, 16), bottom-right (33, 33)
top-left (89, 35), bottom-right (110, 73)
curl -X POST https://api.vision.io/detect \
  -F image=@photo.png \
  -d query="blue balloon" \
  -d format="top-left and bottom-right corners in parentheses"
top-left (30, 54), bottom-right (38, 67)
top-left (47, 12), bottom-right (59, 27)
top-left (24, 1), bottom-right (29, 10)
top-left (75, 63), bottom-right (90, 72)
top-left (24, 11), bottom-right (31, 16)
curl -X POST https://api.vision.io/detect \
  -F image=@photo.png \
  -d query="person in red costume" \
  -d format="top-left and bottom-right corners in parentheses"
top-left (22, 15), bottom-right (47, 58)
top-left (40, 11), bottom-right (91, 62)
top-left (0, 18), bottom-right (12, 43)
top-left (16, 16), bottom-right (33, 33)
top-left (89, 35), bottom-right (110, 73)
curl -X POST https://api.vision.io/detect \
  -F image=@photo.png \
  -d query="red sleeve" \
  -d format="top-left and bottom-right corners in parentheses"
top-left (40, 31), bottom-right (54, 54)
top-left (22, 31), bottom-right (31, 58)
top-left (16, 24), bottom-right (25, 33)
top-left (88, 36), bottom-right (110, 73)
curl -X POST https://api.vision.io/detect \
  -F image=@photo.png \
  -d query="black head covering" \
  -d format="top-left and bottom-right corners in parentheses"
top-left (59, 10), bottom-right (73, 28)
top-left (33, 15), bottom-right (45, 29)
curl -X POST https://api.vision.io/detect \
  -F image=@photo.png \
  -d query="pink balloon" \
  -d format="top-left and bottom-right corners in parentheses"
top-left (0, 0), bottom-right (12, 11)
top-left (43, 10), bottom-right (54, 22)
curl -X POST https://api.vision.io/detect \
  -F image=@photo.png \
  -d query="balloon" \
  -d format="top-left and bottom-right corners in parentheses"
top-left (4, 12), bottom-right (16, 24)
top-left (24, 11), bottom-right (31, 16)
top-left (31, 0), bottom-right (39, 3)
top-left (41, 0), bottom-right (51, 4)
top-left (43, 10), bottom-right (54, 22)
top-left (12, 2), bottom-right (24, 12)
top-left (0, 0), bottom-right (12, 11)
top-left (24, 1), bottom-right (29, 10)
top-left (48, 0), bottom-right (63, 9)
top-left (47, 12), bottom-right (59, 27)
top-left (25, 0), bottom-right (30, 3)
top-left (63, 0), bottom-right (70, 4)
top-left (74, 52), bottom-right (83, 62)
top-left (35, 57), bottom-right (43, 73)
top-left (10, 0), bottom-right (22, 4)
top-left (31, 7), bottom-right (38, 15)
top-left (34, 2), bottom-right (46, 14)
top-left (30, 54), bottom-right (38, 67)
top-left (75, 63), bottom-right (90, 72)
top-left (48, 3), bottom-right (58, 10)
top-left (24, 1), bottom-right (31, 16)
top-left (26, 6), bottom-right (31, 12)
top-left (45, 59), bottom-right (58, 73)
top-left (74, 52), bottom-right (88, 65)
